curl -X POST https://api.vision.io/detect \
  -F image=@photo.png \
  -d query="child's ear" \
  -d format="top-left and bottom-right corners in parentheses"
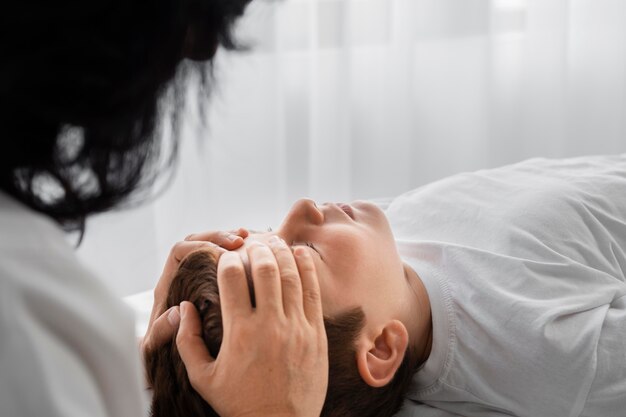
top-left (356, 320), bottom-right (409, 388)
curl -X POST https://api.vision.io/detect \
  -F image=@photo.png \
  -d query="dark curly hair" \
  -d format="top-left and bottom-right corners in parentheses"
top-left (0, 0), bottom-right (250, 235)
top-left (146, 250), bottom-right (421, 417)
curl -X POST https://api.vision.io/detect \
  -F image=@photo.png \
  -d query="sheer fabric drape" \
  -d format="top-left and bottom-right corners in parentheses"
top-left (78, 0), bottom-right (626, 295)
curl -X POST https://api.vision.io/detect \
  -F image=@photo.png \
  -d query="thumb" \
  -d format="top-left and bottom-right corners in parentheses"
top-left (177, 301), bottom-right (216, 391)
top-left (145, 306), bottom-right (181, 353)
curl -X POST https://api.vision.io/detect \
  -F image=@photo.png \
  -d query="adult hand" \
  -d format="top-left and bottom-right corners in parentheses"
top-left (176, 237), bottom-right (329, 417)
top-left (141, 228), bottom-right (249, 367)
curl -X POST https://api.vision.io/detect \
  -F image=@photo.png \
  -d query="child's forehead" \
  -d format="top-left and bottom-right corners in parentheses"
top-left (243, 230), bottom-right (273, 245)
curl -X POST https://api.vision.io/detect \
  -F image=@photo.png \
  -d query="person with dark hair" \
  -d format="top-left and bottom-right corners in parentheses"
top-left (0, 1), bottom-right (330, 417)
top-left (0, 0), bottom-right (249, 232)
top-left (171, 154), bottom-right (626, 417)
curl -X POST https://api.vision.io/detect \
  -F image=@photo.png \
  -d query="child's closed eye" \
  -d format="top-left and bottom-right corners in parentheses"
top-left (291, 241), bottom-right (322, 259)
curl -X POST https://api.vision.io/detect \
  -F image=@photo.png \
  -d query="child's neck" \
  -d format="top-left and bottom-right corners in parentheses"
top-left (403, 263), bottom-right (433, 365)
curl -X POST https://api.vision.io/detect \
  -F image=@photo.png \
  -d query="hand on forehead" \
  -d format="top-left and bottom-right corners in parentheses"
top-left (232, 231), bottom-right (276, 283)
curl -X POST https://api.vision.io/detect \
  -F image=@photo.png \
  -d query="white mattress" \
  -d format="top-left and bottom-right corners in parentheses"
top-left (124, 290), bottom-right (153, 338)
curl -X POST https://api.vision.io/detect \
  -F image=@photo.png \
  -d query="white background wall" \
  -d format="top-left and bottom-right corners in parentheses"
top-left (77, 0), bottom-right (626, 296)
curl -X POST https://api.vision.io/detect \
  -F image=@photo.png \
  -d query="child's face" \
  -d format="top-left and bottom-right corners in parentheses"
top-left (235, 199), bottom-right (409, 320)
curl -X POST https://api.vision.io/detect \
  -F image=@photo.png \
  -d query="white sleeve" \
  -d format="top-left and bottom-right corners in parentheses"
top-left (0, 221), bottom-right (147, 417)
top-left (0, 266), bottom-right (148, 417)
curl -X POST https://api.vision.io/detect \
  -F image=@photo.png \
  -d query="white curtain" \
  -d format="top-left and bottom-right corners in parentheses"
top-left (78, 0), bottom-right (626, 296)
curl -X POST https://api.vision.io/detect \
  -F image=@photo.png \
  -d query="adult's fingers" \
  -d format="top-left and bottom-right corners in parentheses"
top-left (170, 241), bottom-right (226, 264)
top-left (154, 241), bottom-right (225, 311)
top-left (177, 301), bottom-right (216, 391)
top-left (248, 243), bottom-right (283, 316)
top-left (294, 247), bottom-right (324, 325)
top-left (143, 306), bottom-right (180, 354)
top-left (268, 236), bottom-right (304, 318)
top-left (217, 251), bottom-right (253, 329)
top-left (185, 228), bottom-right (249, 249)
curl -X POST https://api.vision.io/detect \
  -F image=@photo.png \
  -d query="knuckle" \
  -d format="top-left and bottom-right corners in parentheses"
top-left (188, 374), bottom-right (203, 391)
top-left (185, 231), bottom-right (219, 242)
top-left (290, 325), bottom-right (305, 342)
top-left (297, 257), bottom-right (315, 271)
top-left (176, 333), bottom-right (197, 356)
top-left (170, 241), bottom-right (189, 260)
top-left (175, 331), bottom-right (188, 349)
top-left (202, 230), bottom-right (219, 238)
top-left (272, 246), bottom-right (288, 258)
top-left (281, 273), bottom-right (301, 290)
top-left (280, 265), bottom-right (300, 279)
top-left (220, 262), bottom-right (243, 278)
top-left (278, 250), bottom-right (297, 263)
top-left (255, 261), bottom-right (278, 276)
top-left (152, 295), bottom-right (166, 314)
top-left (199, 241), bottom-right (219, 251)
top-left (172, 241), bottom-right (185, 252)
top-left (303, 288), bottom-right (321, 304)
top-left (266, 322), bottom-right (288, 342)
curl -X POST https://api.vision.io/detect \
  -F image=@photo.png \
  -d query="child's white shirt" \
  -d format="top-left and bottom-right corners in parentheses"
top-left (388, 155), bottom-right (626, 417)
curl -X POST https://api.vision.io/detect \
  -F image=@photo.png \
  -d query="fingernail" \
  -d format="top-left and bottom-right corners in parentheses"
top-left (179, 301), bottom-right (189, 318)
top-left (184, 234), bottom-right (195, 241)
top-left (227, 234), bottom-right (240, 242)
top-left (293, 246), bottom-right (308, 257)
top-left (168, 307), bottom-right (181, 327)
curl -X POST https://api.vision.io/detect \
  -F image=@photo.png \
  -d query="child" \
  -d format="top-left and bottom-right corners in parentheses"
top-left (146, 247), bottom-right (419, 417)
top-left (149, 154), bottom-right (626, 417)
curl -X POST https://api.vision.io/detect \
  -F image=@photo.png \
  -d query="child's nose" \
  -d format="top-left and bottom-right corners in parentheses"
top-left (284, 198), bottom-right (324, 229)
